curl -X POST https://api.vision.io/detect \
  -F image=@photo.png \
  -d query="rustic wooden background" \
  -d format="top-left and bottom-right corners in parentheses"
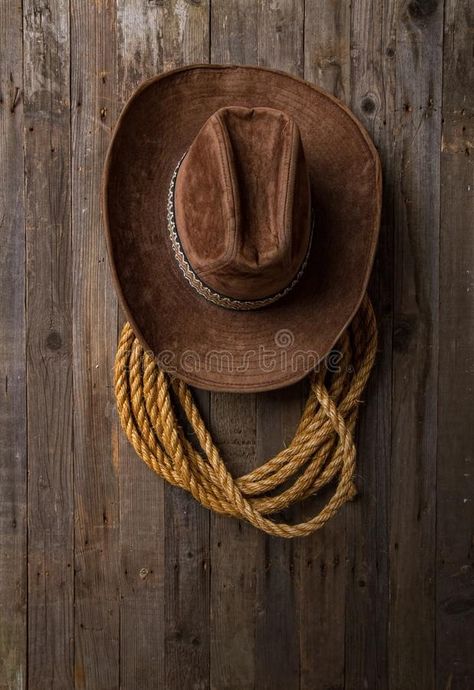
top-left (1, 0), bottom-right (473, 688)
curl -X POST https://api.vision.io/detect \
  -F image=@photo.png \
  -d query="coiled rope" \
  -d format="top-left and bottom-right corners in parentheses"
top-left (114, 294), bottom-right (377, 538)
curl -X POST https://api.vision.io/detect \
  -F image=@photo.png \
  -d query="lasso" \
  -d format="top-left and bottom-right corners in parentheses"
top-left (114, 295), bottom-right (377, 538)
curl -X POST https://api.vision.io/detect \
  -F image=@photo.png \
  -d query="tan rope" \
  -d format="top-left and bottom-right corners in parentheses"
top-left (114, 294), bottom-right (377, 538)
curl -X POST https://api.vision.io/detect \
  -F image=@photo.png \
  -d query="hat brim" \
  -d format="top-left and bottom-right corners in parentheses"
top-left (103, 65), bottom-right (381, 392)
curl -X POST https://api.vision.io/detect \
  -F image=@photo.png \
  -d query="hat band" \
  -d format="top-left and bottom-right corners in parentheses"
top-left (167, 157), bottom-right (313, 311)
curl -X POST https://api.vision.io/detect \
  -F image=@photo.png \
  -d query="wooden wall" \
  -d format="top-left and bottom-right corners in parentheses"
top-left (0, 0), bottom-right (472, 688)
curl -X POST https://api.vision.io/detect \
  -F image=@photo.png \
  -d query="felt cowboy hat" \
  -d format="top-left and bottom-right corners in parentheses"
top-left (103, 64), bottom-right (381, 392)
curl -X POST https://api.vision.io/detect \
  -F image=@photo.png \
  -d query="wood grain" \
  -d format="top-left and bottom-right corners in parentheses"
top-left (389, 0), bottom-right (443, 687)
top-left (304, 0), bottom-right (350, 101)
top-left (161, 4), bottom-right (211, 690)
top-left (344, 1), bottom-right (395, 687)
top-left (0, 1), bottom-right (472, 688)
top-left (115, 3), bottom-right (166, 688)
top-left (254, 5), bottom-right (304, 690)
top-left (436, 1), bottom-right (474, 687)
top-left (299, 4), bottom-right (352, 688)
top-left (0, 2), bottom-right (26, 689)
top-left (209, 4), bottom-right (260, 689)
top-left (71, 2), bottom-right (119, 688)
top-left (209, 392), bottom-right (259, 690)
top-left (23, 1), bottom-right (74, 687)
top-left (255, 386), bottom-right (302, 690)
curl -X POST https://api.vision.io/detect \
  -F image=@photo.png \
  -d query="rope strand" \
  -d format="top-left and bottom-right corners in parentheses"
top-left (114, 294), bottom-right (377, 538)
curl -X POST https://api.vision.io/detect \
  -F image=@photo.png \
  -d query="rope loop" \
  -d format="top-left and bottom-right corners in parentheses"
top-left (114, 294), bottom-right (377, 538)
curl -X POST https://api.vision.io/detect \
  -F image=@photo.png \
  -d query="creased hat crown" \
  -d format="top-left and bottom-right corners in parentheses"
top-left (173, 106), bottom-right (312, 304)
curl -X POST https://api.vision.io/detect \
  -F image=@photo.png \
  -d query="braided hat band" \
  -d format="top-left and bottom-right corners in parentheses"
top-left (167, 157), bottom-right (314, 311)
top-left (114, 294), bottom-right (377, 538)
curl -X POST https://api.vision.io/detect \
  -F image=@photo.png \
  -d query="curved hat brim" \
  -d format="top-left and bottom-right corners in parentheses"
top-left (103, 65), bottom-right (381, 392)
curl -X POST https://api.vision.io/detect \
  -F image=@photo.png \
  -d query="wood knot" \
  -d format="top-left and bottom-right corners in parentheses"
top-left (393, 316), bottom-right (417, 352)
top-left (408, 0), bottom-right (438, 21)
top-left (361, 96), bottom-right (376, 115)
top-left (46, 330), bottom-right (62, 351)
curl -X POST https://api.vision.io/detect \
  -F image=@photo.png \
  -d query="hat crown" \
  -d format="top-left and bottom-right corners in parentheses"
top-left (173, 106), bottom-right (312, 303)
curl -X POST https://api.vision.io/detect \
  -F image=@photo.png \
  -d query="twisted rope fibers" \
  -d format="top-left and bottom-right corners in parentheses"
top-left (114, 295), bottom-right (377, 538)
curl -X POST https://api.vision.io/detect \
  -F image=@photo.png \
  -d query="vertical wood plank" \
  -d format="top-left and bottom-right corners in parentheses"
top-left (255, 4), bottom-right (304, 690)
top-left (23, 1), bottom-right (74, 687)
top-left (209, 392), bottom-right (259, 690)
top-left (389, 0), bottom-right (443, 687)
top-left (163, 0), bottom-right (210, 70)
top-left (211, 0), bottom-right (258, 66)
top-left (0, 2), bottom-right (27, 688)
top-left (304, 0), bottom-right (350, 101)
top-left (255, 385), bottom-right (303, 690)
top-left (436, 1), bottom-right (474, 687)
top-left (209, 4), bottom-right (260, 689)
top-left (299, 4), bottom-right (351, 689)
top-left (11, 1), bottom-right (472, 687)
top-left (161, 4), bottom-right (211, 689)
top-left (257, 0), bottom-right (304, 75)
top-left (71, 2), bottom-right (119, 688)
top-left (115, 3), bottom-right (166, 689)
top-left (344, 1), bottom-right (396, 687)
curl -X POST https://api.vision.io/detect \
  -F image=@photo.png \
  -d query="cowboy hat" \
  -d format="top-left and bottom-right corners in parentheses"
top-left (103, 64), bottom-right (381, 392)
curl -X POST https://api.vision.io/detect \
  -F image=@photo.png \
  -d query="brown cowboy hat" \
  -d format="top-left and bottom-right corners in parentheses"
top-left (103, 64), bottom-right (381, 392)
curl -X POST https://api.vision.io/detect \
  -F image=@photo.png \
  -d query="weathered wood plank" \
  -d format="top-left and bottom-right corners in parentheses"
top-left (211, 0), bottom-right (258, 66)
top-left (389, 0), bottom-right (443, 687)
top-left (209, 393), bottom-right (259, 690)
top-left (436, 2), bottom-right (474, 687)
top-left (163, 0), bottom-right (210, 71)
top-left (255, 386), bottom-right (303, 690)
top-left (344, 1), bottom-right (396, 687)
top-left (23, 1), bottom-right (74, 687)
top-left (299, 4), bottom-right (351, 688)
top-left (71, 2), bottom-right (119, 688)
top-left (0, 2), bottom-right (27, 688)
top-left (10, 2), bottom-right (473, 688)
top-left (304, 0), bottom-right (350, 101)
top-left (161, 4), bottom-right (211, 689)
top-left (254, 5), bottom-right (305, 690)
top-left (209, 4), bottom-right (260, 689)
top-left (257, 0), bottom-right (304, 75)
top-left (115, 3), bottom-right (166, 688)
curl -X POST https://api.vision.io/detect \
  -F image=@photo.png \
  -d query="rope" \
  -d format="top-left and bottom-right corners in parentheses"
top-left (114, 294), bottom-right (377, 538)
